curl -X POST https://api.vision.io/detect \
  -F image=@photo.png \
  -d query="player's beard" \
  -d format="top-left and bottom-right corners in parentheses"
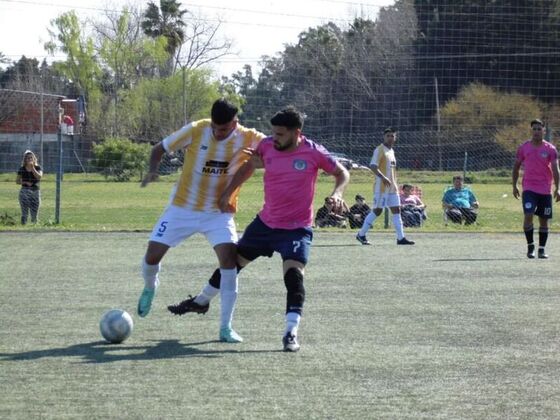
top-left (273, 136), bottom-right (296, 151)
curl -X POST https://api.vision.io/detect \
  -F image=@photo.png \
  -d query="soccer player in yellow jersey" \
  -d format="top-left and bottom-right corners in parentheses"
top-left (356, 127), bottom-right (415, 246)
top-left (137, 98), bottom-right (265, 343)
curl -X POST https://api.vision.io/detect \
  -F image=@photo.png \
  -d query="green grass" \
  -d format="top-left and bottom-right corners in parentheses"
top-left (2, 232), bottom-right (560, 418)
top-left (0, 170), bottom-right (525, 232)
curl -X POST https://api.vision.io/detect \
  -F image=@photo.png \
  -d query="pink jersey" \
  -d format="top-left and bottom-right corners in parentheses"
top-left (257, 136), bottom-right (338, 229)
top-left (516, 140), bottom-right (558, 195)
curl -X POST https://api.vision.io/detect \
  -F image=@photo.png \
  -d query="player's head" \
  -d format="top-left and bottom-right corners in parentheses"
top-left (22, 149), bottom-right (37, 166)
top-left (355, 194), bottom-right (365, 202)
top-left (453, 175), bottom-right (464, 188)
top-left (270, 106), bottom-right (304, 151)
top-left (383, 127), bottom-right (397, 147)
top-left (530, 119), bottom-right (545, 141)
top-left (402, 184), bottom-right (413, 194)
top-left (211, 98), bottom-right (238, 140)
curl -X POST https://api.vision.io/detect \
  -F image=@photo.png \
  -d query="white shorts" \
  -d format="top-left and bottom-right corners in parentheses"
top-left (373, 192), bottom-right (401, 209)
top-left (149, 205), bottom-right (238, 248)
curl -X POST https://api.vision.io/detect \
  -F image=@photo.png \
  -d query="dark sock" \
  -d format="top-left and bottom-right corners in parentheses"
top-left (524, 226), bottom-right (534, 245)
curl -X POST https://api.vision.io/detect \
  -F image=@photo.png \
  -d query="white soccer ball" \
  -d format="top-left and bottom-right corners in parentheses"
top-left (99, 309), bottom-right (133, 344)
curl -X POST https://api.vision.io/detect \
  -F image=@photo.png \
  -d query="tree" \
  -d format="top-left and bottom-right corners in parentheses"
top-left (45, 11), bottom-right (102, 99)
top-left (414, 0), bottom-right (560, 124)
top-left (440, 82), bottom-right (544, 153)
top-left (141, 0), bottom-right (187, 76)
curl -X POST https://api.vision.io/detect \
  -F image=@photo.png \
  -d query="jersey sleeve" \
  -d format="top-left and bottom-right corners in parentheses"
top-left (370, 146), bottom-right (381, 167)
top-left (162, 121), bottom-right (195, 153)
top-left (317, 145), bottom-right (338, 174)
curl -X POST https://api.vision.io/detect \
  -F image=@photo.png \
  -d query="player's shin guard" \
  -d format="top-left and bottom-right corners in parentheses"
top-left (393, 213), bottom-right (405, 240)
top-left (359, 212), bottom-right (377, 236)
top-left (524, 225), bottom-right (534, 245)
top-left (284, 268), bottom-right (305, 315)
top-left (220, 268), bottom-right (238, 329)
top-left (539, 227), bottom-right (549, 248)
top-left (208, 264), bottom-right (244, 289)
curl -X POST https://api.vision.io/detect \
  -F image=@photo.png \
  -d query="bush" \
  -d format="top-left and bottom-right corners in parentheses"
top-left (92, 137), bottom-right (151, 181)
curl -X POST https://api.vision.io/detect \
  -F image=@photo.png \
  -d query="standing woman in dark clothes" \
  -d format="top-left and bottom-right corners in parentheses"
top-left (16, 150), bottom-right (43, 224)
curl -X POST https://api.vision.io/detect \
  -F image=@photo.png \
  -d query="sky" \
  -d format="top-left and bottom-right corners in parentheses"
top-left (0, 0), bottom-right (395, 77)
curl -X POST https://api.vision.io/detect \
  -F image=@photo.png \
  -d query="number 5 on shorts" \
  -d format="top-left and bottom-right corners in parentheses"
top-left (156, 221), bottom-right (168, 237)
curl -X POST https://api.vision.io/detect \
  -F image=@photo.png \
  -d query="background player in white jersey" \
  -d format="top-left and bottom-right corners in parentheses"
top-left (137, 98), bottom-right (265, 343)
top-left (356, 127), bottom-right (414, 246)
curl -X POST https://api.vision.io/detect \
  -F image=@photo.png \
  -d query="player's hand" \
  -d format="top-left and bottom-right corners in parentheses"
top-left (329, 194), bottom-right (345, 214)
top-left (141, 172), bottom-right (158, 187)
top-left (512, 186), bottom-right (520, 200)
top-left (382, 177), bottom-right (392, 187)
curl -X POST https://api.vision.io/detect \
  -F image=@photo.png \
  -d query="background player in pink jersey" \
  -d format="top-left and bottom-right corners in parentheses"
top-left (512, 119), bottom-right (560, 259)
top-left (168, 106), bottom-right (350, 352)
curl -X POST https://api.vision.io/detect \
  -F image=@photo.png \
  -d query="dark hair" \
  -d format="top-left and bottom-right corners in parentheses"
top-left (530, 119), bottom-right (544, 127)
top-left (211, 98), bottom-right (238, 125)
top-left (270, 106), bottom-right (304, 130)
top-left (355, 194), bottom-right (365, 200)
top-left (402, 184), bottom-right (413, 189)
top-left (453, 175), bottom-right (463, 180)
top-left (384, 127), bottom-right (396, 134)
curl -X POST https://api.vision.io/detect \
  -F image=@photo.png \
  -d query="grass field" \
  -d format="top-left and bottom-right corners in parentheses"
top-left (2, 232), bottom-right (560, 419)
top-left (0, 170), bottom-right (524, 232)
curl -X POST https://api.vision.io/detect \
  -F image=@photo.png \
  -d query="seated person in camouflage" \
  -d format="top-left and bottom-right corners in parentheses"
top-left (315, 196), bottom-right (349, 228)
top-left (347, 194), bottom-right (371, 229)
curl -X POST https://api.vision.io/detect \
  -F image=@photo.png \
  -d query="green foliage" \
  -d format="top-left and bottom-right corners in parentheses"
top-left (441, 83), bottom-right (544, 131)
top-left (117, 68), bottom-right (240, 140)
top-left (45, 11), bottom-right (102, 98)
top-left (440, 82), bottom-right (545, 152)
top-left (0, 211), bottom-right (16, 226)
top-left (92, 137), bottom-right (151, 181)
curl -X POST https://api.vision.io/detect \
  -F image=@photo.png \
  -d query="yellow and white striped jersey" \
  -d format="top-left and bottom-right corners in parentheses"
top-left (162, 119), bottom-right (265, 212)
top-left (370, 143), bottom-right (398, 195)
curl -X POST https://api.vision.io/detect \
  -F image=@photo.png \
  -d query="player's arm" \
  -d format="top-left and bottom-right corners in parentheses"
top-left (552, 158), bottom-right (560, 202)
top-left (218, 154), bottom-right (261, 212)
top-left (16, 173), bottom-right (22, 185)
top-left (370, 164), bottom-right (391, 187)
top-left (328, 162), bottom-right (350, 213)
top-left (512, 160), bottom-right (522, 199)
top-left (141, 143), bottom-right (165, 187)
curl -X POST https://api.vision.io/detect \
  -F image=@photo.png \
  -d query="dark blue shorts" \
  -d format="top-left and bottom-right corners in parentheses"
top-left (238, 215), bottom-right (313, 264)
top-left (522, 190), bottom-right (553, 218)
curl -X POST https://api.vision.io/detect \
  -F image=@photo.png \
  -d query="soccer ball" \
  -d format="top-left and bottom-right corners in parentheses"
top-left (99, 309), bottom-right (133, 344)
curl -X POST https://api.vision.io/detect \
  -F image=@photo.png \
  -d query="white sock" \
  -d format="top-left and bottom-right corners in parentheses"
top-left (393, 213), bottom-right (405, 240)
top-left (284, 312), bottom-right (301, 336)
top-left (142, 259), bottom-right (160, 289)
top-left (359, 212), bottom-right (377, 236)
top-left (194, 284), bottom-right (219, 306)
top-left (219, 268), bottom-right (238, 329)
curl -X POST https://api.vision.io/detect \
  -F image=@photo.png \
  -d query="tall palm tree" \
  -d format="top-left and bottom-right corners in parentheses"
top-left (141, 0), bottom-right (187, 75)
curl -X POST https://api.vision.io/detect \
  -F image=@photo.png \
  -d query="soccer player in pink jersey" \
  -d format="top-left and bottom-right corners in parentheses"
top-left (512, 119), bottom-right (560, 259)
top-left (168, 107), bottom-right (350, 352)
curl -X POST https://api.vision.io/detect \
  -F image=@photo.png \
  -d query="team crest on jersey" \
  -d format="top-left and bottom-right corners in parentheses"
top-left (201, 145), bottom-right (208, 150)
top-left (541, 151), bottom-right (549, 158)
top-left (293, 159), bottom-right (307, 170)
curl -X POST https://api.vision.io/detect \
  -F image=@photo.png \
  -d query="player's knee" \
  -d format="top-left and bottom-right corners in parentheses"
top-left (284, 267), bottom-right (305, 315)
